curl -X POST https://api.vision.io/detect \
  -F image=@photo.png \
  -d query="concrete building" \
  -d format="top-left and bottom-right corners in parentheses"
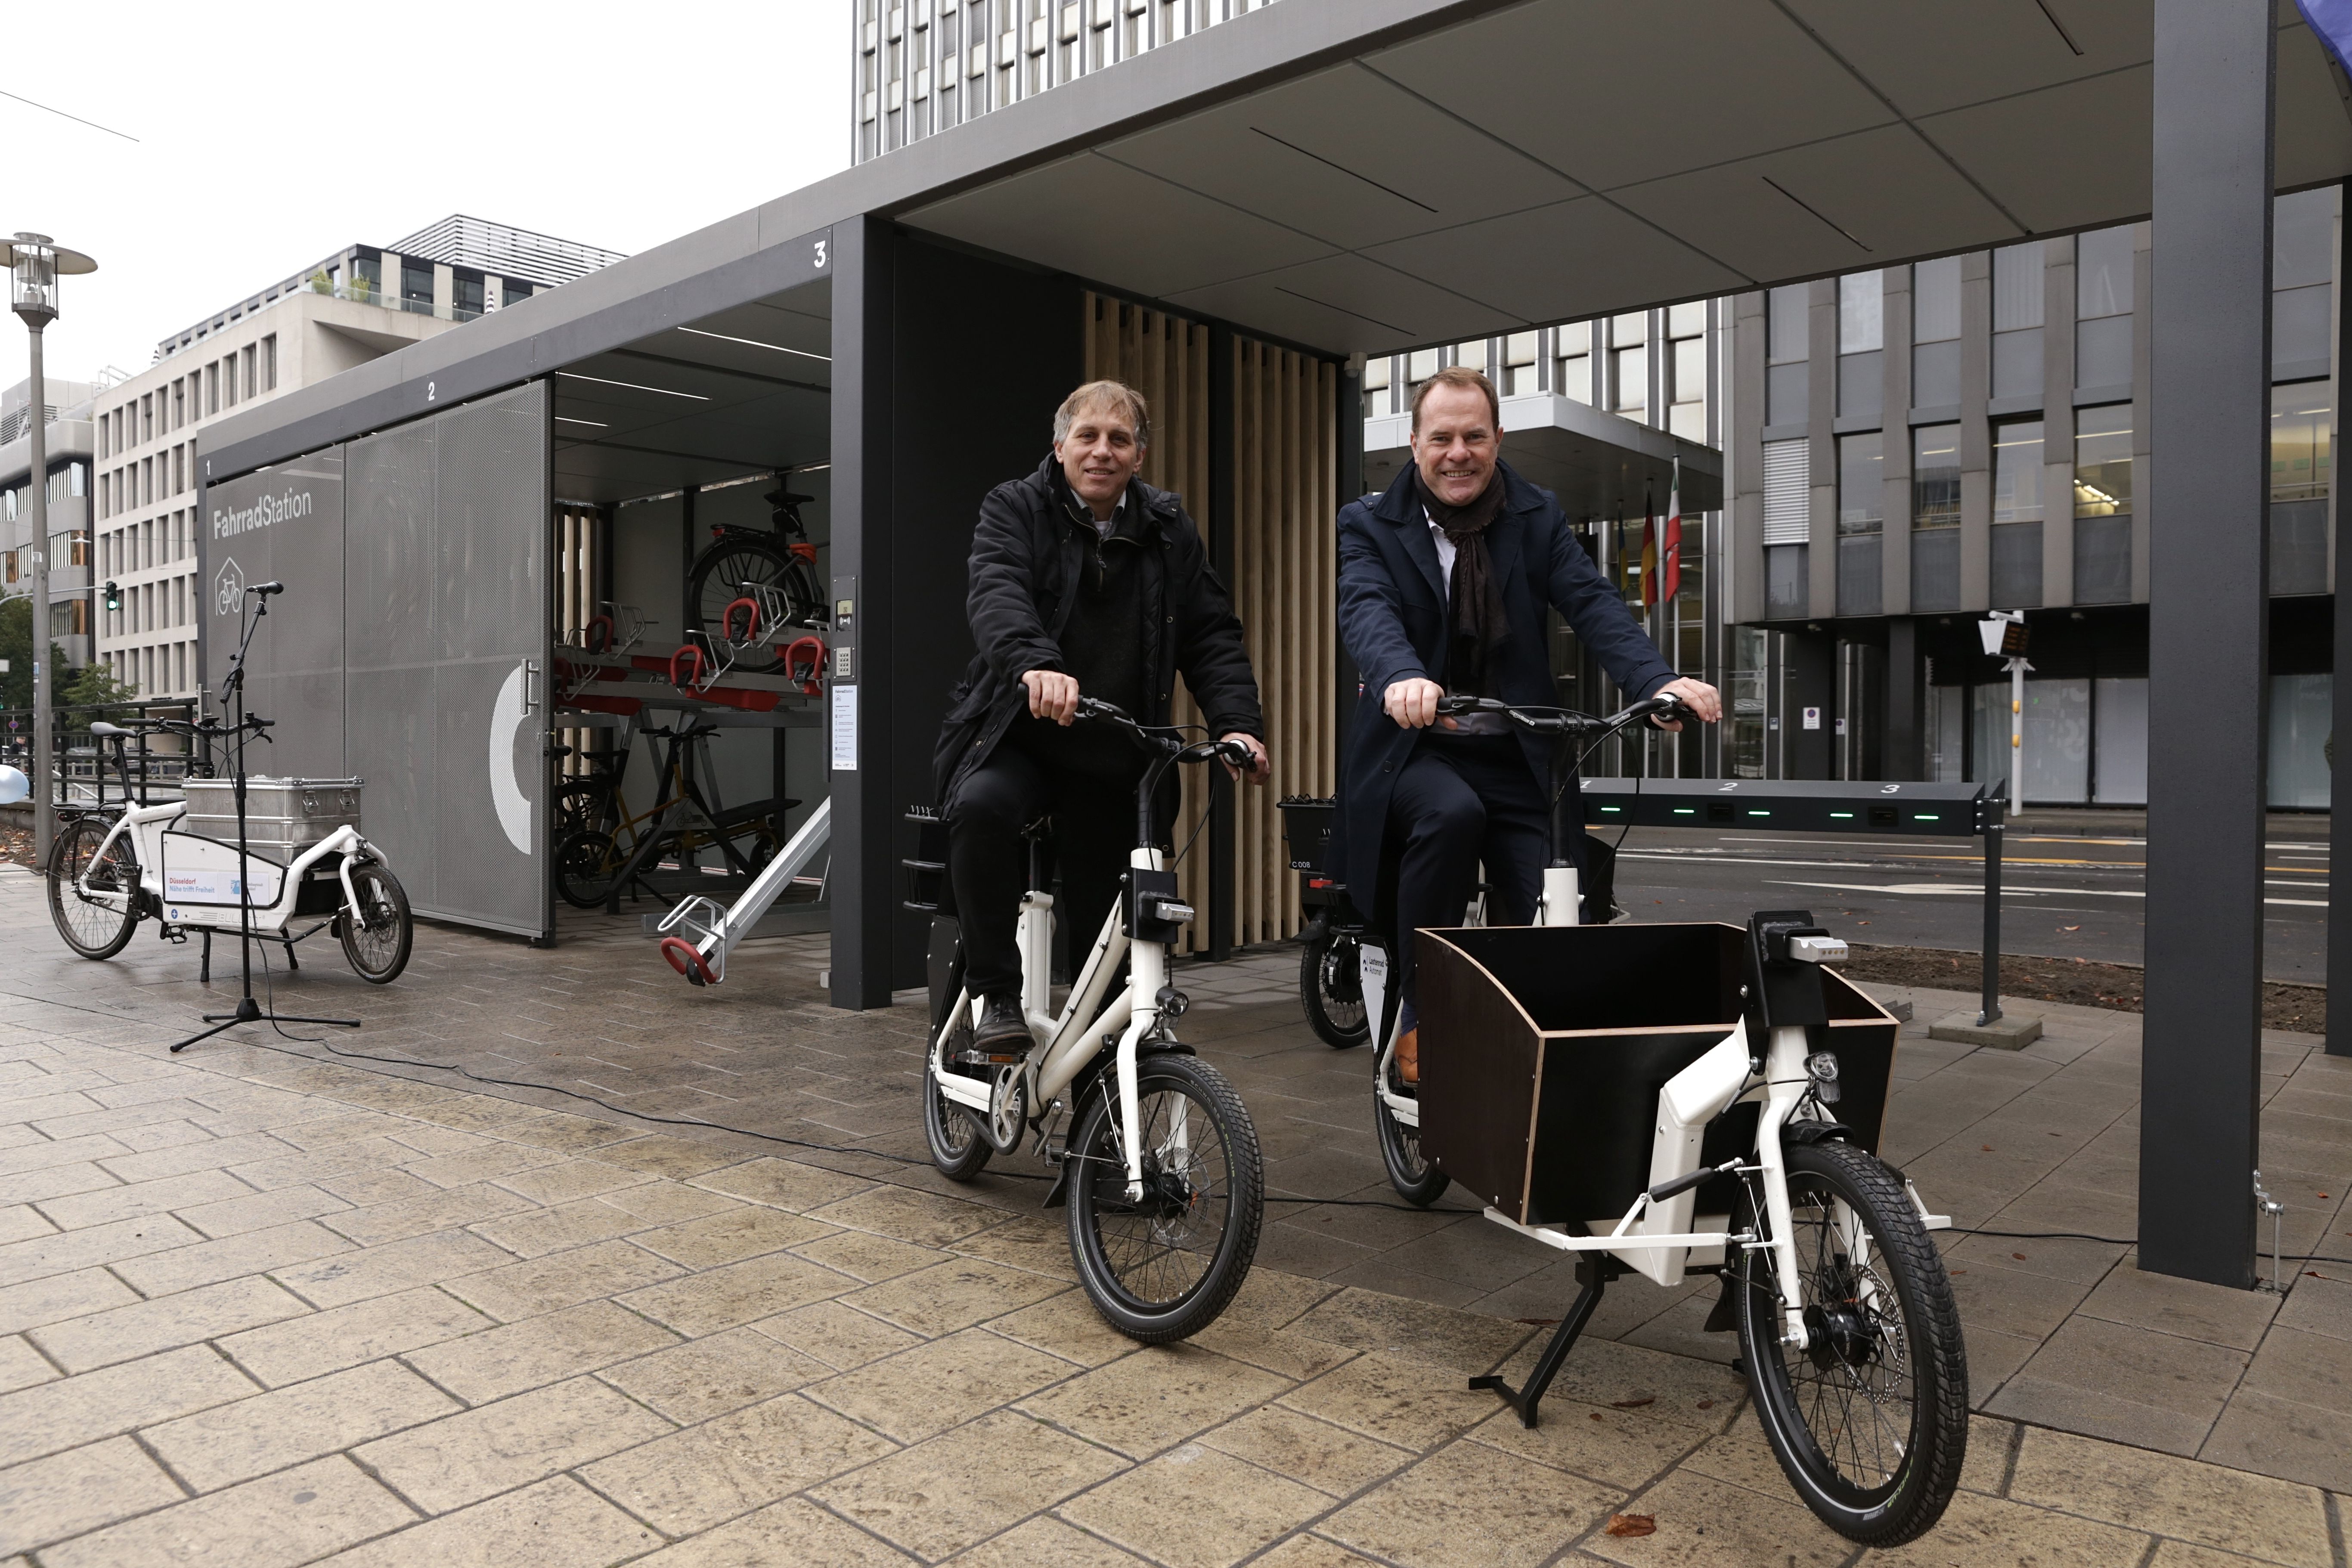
top-left (854, 0), bottom-right (1285, 162)
top-left (0, 378), bottom-right (100, 675)
top-left (1720, 189), bottom-right (2337, 807)
top-left (92, 217), bottom-right (624, 700)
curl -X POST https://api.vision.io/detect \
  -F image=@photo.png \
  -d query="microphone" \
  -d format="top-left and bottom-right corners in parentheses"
top-left (249, 581), bottom-right (286, 597)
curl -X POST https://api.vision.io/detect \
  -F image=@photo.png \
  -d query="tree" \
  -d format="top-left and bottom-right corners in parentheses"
top-left (0, 595), bottom-right (67, 714)
top-left (60, 660), bottom-right (138, 714)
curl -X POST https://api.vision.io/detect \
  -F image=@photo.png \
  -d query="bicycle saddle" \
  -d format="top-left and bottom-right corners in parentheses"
top-left (89, 722), bottom-right (128, 736)
top-left (765, 489), bottom-right (815, 508)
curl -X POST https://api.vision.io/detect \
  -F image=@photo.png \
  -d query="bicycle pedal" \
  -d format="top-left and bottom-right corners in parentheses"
top-left (954, 1049), bottom-right (1028, 1067)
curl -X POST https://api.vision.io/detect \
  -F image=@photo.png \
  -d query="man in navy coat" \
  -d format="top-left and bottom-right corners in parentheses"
top-left (1336, 366), bottom-right (1721, 1081)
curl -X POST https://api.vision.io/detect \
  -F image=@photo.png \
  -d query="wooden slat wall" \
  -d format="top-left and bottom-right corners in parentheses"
top-left (1084, 294), bottom-right (1215, 950)
top-left (1082, 293), bottom-right (1337, 951)
top-left (1231, 335), bottom-right (1337, 946)
top-left (554, 506), bottom-right (601, 778)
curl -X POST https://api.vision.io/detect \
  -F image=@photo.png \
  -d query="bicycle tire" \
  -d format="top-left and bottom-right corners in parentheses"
top-left (923, 1014), bottom-right (994, 1182)
top-left (47, 817), bottom-right (139, 960)
top-left (554, 829), bottom-right (623, 909)
top-left (1735, 1139), bottom-right (1968, 1547)
top-left (1374, 1088), bottom-right (1450, 1207)
top-left (338, 858), bottom-right (413, 984)
top-left (1068, 1052), bottom-right (1262, 1343)
top-left (553, 780), bottom-right (614, 837)
top-left (685, 538), bottom-right (823, 673)
top-left (1299, 928), bottom-right (1370, 1048)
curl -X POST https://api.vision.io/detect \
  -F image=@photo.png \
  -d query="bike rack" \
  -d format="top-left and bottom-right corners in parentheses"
top-left (656, 796), bottom-right (832, 986)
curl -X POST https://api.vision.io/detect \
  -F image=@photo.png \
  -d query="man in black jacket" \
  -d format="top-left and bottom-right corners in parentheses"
top-left (935, 381), bottom-right (1270, 1052)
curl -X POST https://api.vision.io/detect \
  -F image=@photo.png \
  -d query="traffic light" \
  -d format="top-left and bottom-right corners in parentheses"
top-left (102, 580), bottom-right (120, 613)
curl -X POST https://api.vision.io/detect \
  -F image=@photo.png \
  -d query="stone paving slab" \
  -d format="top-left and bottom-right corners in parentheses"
top-left (2, 863), bottom-right (2350, 1564)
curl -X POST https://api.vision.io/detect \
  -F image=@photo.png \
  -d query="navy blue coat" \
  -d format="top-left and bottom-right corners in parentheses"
top-left (1334, 460), bottom-right (1678, 903)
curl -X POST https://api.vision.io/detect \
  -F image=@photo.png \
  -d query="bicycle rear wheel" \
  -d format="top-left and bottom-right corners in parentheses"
top-left (923, 1008), bottom-right (993, 1182)
top-left (1068, 1052), bottom-right (1261, 1343)
top-left (1299, 927), bottom-right (1370, 1048)
top-left (48, 817), bottom-right (139, 960)
top-left (1735, 1139), bottom-right (1967, 1547)
top-left (686, 538), bottom-right (821, 672)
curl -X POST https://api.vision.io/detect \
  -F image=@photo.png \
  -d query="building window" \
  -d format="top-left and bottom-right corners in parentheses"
top-left (1761, 438), bottom-right (1808, 546)
top-left (1667, 310), bottom-right (1705, 442)
top-left (1362, 356), bottom-right (1391, 418)
top-left (1837, 271), bottom-right (1883, 424)
top-left (1609, 313), bottom-right (1646, 418)
top-left (351, 256), bottom-right (381, 304)
top-left (1502, 332), bottom-right (1539, 397)
top-left (1404, 348), bottom-right (1438, 407)
top-left (2272, 381), bottom-right (2331, 502)
top-left (503, 278), bottom-right (535, 307)
top-left (1454, 339), bottom-right (1487, 375)
top-left (1766, 284), bottom-right (1808, 425)
top-left (262, 335), bottom-right (278, 392)
top-left (401, 260), bottom-right (435, 316)
top-left (242, 345), bottom-right (258, 401)
top-left (1991, 242), bottom-right (2043, 403)
top-left (453, 274), bottom-right (484, 320)
top-left (1993, 420), bottom-right (2044, 521)
top-left (1912, 424), bottom-right (1961, 528)
top-left (205, 363), bottom-right (220, 416)
top-left (1912, 255), bottom-right (1962, 407)
top-left (2075, 226), bottom-right (2134, 390)
top-left (172, 380), bottom-right (185, 430)
top-left (1837, 432), bottom-right (1883, 534)
top-left (2073, 405), bottom-right (2132, 517)
top-left (1555, 322), bottom-right (1591, 405)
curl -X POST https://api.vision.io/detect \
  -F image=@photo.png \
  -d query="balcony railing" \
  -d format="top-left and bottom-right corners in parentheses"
top-left (304, 278), bottom-right (487, 324)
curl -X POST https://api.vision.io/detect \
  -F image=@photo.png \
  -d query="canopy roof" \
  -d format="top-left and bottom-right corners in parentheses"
top-left (206, 0), bottom-right (2352, 479)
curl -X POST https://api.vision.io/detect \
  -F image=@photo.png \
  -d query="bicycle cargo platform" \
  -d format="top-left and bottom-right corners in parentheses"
top-left (1415, 922), bottom-right (1898, 1227)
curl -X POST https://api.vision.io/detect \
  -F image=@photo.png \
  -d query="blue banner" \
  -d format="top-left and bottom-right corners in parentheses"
top-left (2298, 0), bottom-right (2352, 74)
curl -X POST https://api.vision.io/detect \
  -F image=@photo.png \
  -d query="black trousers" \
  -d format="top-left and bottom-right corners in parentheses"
top-left (1386, 734), bottom-right (1550, 1010)
top-left (946, 738), bottom-right (1147, 1000)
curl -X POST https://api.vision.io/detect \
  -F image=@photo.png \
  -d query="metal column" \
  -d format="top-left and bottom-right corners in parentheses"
top-left (829, 217), bottom-right (896, 1010)
top-left (2141, 0), bottom-right (2274, 1286)
top-left (2329, 175), bottom-right (2352, 1057)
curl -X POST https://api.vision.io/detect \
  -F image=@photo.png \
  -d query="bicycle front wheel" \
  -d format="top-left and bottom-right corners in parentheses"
top-left (1068, 1052), bottom-right (1261, 1343)
top-left (49, 817), bottom-right (139, 960)
top-left (554, 829), bottom-right (623, 909)
top-left (1736, 1139), bottom-right (1968, 1547)
top-left (1299, 928), bottom-right (1370, 1048)
top-left (339, 859), bottom-right (413, 984)
top-left (1375, 1088), bottom-right (1450, 1208)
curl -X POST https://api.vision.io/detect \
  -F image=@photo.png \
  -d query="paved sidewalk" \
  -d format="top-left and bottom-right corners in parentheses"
top-left (1, 864), bottom-right (2349, 1565)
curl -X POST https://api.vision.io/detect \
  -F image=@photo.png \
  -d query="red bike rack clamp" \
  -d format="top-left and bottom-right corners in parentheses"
top-left (658, 936), bottom-right (716, 986)
top-left (782, 635), bottom-right (828, 697)
top-left (722, 597), bottom-right (762, 645)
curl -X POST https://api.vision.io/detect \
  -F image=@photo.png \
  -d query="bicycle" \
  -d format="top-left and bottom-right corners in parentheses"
top-left (683, 480), bottom-right (825, 674)
top-left (48, 716), bottom-right (412, 985)
top-left (1384, 692), bottom-right (1966, 1545)
top-left (914, 699), bottom-right (1264, 1343)
top-left (554, 718), bottom-right (789, 911)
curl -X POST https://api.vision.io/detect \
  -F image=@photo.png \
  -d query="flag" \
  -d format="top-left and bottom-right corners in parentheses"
top-left (1661, 458), bottom-right (1683, 606)
top-left (1639, 502), bottom-right (1658, 609)
top-left (2297, 0), bottom-right (2352, 74)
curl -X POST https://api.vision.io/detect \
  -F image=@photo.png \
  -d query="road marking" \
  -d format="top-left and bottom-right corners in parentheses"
top-left (1768, 879), bottom-right (2326, 909)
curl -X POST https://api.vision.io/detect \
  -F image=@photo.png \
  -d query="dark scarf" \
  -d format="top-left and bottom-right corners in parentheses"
top-left (1414, 465), bottom-right (1510, 694)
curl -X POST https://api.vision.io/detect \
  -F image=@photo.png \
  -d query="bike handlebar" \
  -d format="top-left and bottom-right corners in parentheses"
top-left (1074, 697), bottom-right (1256, 768)
top-left (1432, 691), bottom-right (1690, 735)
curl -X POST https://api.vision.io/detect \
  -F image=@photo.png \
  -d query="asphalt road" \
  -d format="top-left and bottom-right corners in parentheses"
top-left (1595, 809), bottom-right (2330, 983)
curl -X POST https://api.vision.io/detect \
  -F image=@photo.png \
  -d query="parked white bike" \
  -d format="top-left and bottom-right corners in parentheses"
top-left (48, 717), bottom-right (412, 986)
top-left (916, 700), bottom-right (1263, 1343)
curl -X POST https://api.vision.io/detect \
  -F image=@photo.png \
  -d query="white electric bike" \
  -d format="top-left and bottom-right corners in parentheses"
top-left (48, 717), bottom-right (412, 986)
top-left (918, 700), bottom-right (1263, 1343)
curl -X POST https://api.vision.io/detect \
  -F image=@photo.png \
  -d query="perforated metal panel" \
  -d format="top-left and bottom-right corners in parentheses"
top-left (344, 383), bottom-right (549, 936)
top-left (196, 449), bottom-right (346, 778)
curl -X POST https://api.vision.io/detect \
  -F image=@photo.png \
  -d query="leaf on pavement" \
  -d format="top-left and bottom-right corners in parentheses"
top-left (1609, 1396), bottom-right (1655, 1409)
top-left (1605, 1515), bottom-right (1658, 1538)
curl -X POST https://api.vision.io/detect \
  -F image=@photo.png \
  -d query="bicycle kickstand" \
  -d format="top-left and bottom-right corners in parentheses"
top-left (1469, 1255), bottom-right (1614, 1428)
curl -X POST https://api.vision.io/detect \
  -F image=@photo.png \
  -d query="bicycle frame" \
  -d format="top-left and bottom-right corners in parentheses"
top-left (929, 843), bottom-right (1174, 1202)
top-left (75, 801), bottom-right (378, 941)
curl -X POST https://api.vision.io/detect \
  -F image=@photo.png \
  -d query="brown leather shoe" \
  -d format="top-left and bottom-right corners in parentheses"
top-left (1397, 1025), bottom-right (1419, 1086)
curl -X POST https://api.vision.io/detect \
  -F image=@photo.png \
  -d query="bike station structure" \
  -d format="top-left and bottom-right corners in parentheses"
top-left (190, 0), bottom-right (2348, 1293)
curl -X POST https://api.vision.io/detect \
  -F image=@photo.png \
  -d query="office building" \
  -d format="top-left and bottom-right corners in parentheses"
top-left (1722, 188), bottom-right (2337, 808)
top-left (853, 0), bottom-right (1285, 162)
top-left (93, 218), bottom-right (624, 701)
top-left (0, 378), bottom-right (99, 674)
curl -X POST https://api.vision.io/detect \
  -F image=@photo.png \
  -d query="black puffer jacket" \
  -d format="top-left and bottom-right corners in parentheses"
top-left (933, 455), bottom-right (1264, 809)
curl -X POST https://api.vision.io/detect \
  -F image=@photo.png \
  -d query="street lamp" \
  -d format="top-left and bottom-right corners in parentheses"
top-left (3, 232), bottom-right (98, 871)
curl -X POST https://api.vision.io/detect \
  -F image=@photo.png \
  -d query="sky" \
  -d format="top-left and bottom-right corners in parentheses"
top-left (0, 1), bottom-right (852, 397)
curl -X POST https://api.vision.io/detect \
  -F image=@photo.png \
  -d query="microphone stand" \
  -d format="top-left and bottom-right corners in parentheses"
top-left (172, 585), bottom-right (359, 1052)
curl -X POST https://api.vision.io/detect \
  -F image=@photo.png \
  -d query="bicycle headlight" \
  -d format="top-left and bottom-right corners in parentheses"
top-left (1804, 1051), bottom-right (1842, 1104)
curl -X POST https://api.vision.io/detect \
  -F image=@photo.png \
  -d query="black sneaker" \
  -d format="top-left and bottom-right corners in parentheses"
top-left (970, 994), bottom-right (1032, 1058)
